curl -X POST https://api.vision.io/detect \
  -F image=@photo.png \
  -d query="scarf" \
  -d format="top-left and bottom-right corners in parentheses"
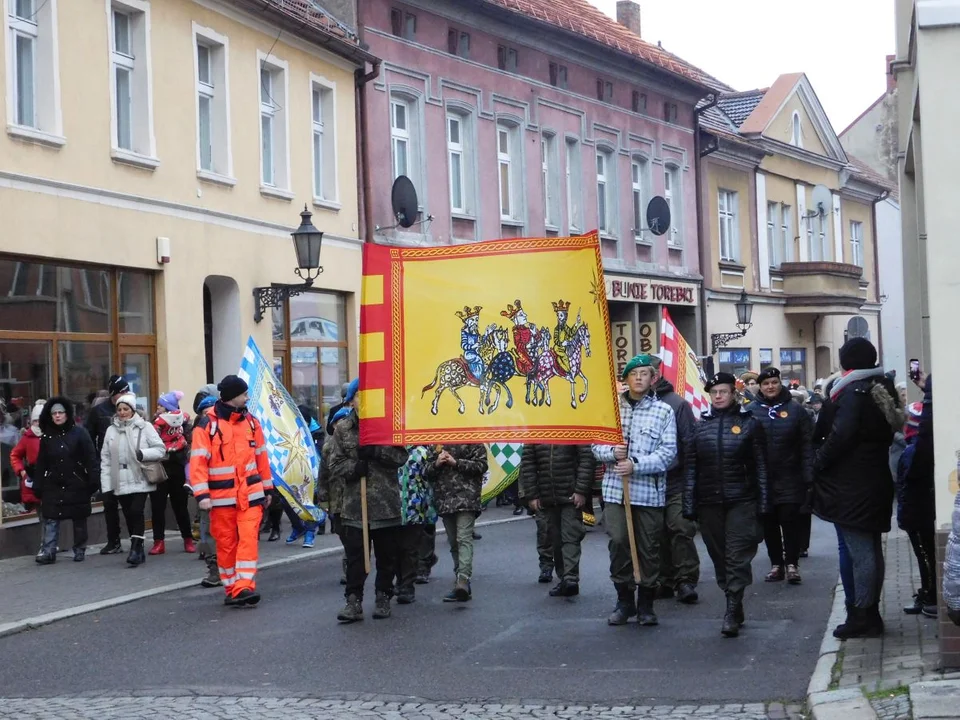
top-left (30, 424), bottom-right (41, 437)
top-left (111, 417), bottom-right (138, 490)
top-left (829, 366), bottom-right (884, 401)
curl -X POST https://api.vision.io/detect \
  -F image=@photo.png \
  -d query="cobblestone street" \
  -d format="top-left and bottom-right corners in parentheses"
top-left (0, 696), bottom-right (808, 719)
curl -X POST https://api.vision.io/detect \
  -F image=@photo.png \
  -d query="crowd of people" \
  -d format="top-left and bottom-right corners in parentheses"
top-left (9, 333), bottom-right (947, 638)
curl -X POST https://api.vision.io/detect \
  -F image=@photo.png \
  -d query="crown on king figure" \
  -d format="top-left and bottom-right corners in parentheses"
top-left (455, 305), bottom-right (482, 321)
top-left (500, 299), bottom-right (523, 320)
top-left (551, 299), bottom-right (571, 312)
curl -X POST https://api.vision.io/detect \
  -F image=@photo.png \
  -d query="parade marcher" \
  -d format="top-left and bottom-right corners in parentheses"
top-left (519, 477), bottom-right (555, 584)
top-left (10, 400), bottom-right (44, 517)
top-left (191, 384), bottom-right (221, 587)
top-left (683, 372), bottom-right (769, 638)
top-left (317, 406), bottom-right (352, 584)
top-left (327, 378), bottom-right (409, 622)
top-left (85, 374), bottom-right (131, 555)
top-left (424, 443), bottom-right (489, 602)
top-left (149, 391), bottom-right (196, 555)
top-left (593, 354), bottom-right (677, 628)
top-left (650, 357), bottom-right (700, 605)
top-left (739, 371), bottom-right (760, 403)
top-left (395, 445), bottom-right (437, 603)
top-left (813, 338), bottom-right (902, 639)
top-left (519, 443), bottom-right (595, 597)
top-left (745, 368), bottom-right (813, 586)
top-left (33, 398), bottom-right (100, 564)
top-left (325, 382), bottom-right (350, 437)
top-left (898, 376), bottom-right (936, 618)
top-left (190, 375), bottom-right (274, 606)
top-left (100, 392), bottom-right (166, 567)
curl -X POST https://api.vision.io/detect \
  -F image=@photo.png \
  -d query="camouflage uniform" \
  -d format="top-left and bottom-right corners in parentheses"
top-left (424, 444), bottom-right (488, 582)
top-left (326, 410), bottom-right (408, 601)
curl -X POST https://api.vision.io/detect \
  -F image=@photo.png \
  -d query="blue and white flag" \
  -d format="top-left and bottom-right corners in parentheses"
top-left (239, 336), bottom-right (323, 523)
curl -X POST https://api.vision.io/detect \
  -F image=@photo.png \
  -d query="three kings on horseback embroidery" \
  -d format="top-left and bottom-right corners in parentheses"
top-left (422, 298), bottom-right (592, 416)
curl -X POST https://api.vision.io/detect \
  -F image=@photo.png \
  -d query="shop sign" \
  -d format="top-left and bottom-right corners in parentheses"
top-left (638, 321), bottom-right (658, 354)
top-left (611, 321), bottom-right (635, 378)
top-left (605, 275), bottom-right (697, 306)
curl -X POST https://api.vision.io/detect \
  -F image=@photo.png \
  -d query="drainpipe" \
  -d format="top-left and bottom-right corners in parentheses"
top-left (354, 29), bottom-right (381, 244)
top-left (694, 93), bottom-right (719, 356)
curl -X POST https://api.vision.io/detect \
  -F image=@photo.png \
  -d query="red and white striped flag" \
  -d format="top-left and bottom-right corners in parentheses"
top-left (659, 308), bottom-right (710, 416)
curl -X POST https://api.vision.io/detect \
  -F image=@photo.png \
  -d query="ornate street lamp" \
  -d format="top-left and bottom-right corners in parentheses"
top-left (253, 206), bottom-right (324, 323)
top-left (710, 289), bottom-right (755, 355)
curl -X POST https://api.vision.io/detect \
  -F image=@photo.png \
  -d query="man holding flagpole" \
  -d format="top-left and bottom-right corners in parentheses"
top-left (593, 354), bottom-right (677, 628)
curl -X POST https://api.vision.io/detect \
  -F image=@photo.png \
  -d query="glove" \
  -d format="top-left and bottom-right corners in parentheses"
top-left (358, 445), bottom-right (376, 461)
top-left (136, 449), bottom-right (144, 462)
top-left (949, 607), bottom-right (960, 627)
top-left (355, 460), bottom-right (369, 479)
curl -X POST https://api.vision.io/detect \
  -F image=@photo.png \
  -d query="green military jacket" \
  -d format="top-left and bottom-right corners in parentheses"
top-left (423, 443), bottom-right (488, 516)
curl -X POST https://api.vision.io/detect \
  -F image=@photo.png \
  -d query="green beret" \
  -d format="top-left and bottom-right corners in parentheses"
top-left (622, 354), bottom-right (655, 379)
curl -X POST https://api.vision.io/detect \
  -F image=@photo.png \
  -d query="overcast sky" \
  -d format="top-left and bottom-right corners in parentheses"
top-left (589, 0), bottom-right (896, 132)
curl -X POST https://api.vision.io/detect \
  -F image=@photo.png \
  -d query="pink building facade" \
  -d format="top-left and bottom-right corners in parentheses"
top-left (358, 0), bottom-right (713, 354)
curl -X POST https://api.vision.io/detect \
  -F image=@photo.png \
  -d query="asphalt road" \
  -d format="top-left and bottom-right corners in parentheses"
top-left (0, 514), bottom-right (836, 706)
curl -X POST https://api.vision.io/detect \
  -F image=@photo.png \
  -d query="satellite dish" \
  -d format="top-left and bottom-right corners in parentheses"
top-left (391, 176), bottom-right (419, 229)
top-left (646, 196), bottom-right (671, 236)
top-left (811, 184), bottom-right (833, 217)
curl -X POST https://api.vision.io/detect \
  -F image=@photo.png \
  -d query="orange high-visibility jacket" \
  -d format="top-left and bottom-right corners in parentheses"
top-left (189, 405), bottom-right (273, 507)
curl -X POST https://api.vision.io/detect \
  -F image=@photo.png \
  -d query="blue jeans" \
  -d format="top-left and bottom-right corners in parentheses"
top-left (837, 525), bottom-right (884, 608)
top-left (836, 524), bottom-right (854, 605)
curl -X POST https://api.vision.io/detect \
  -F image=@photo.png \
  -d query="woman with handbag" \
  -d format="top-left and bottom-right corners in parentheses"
top-left (148, 391), bottom-right (196, 555)
top-left (100, 392), bottom-right (166, 566)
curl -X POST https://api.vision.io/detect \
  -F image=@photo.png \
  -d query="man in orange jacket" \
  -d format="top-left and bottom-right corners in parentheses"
top-left (190, 375), bottom-right (273, 607)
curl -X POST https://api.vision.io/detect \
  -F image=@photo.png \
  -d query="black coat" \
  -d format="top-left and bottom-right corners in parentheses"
top-left (900, 375), bottom-right (934, 531)
top-left (683, 403), bottom-right (769, 518)
top-left (745, 388), bottom-right (814, 506)
top-left (84, 399), bottom-right (115, 453)
top-left (33, 398), bottom-right (100, 520)
top-left (813, 370), bottom-right (902, 533)
top-left (654, 378), bottom-right (697, 496)
top-left (519, 444), bottom-right (595, 506)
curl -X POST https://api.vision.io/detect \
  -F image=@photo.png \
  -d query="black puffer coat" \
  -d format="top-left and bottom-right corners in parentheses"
top-left (683, 403), bottom-right (769, 518)
top-left (33, 397), bottom-right (100, 520)
top-left (519, 444), bottom-right (595, 506)
top-left (813, 369), bottom-right (902, 533)
top-left (900, 375), bottom-right (934, 531)
top-left (745, 387), bottom-right (813, 507)
top-left (654, 378), bottom-right (697, 496)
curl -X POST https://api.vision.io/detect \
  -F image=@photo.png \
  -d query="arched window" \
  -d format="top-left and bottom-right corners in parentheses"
top-left (791, 112), bottom-right (802, 148)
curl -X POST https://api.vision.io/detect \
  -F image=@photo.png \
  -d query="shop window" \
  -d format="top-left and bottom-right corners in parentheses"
top-left (718, 348), bottom-right (751, 378)
top-left (780, 348), bottom-right (807, 387)
top-left (118, 271), bottom-right (154, 334)
top-left (273, 292), bottom-right (349, 425)
top-left (759, 348), bottom-right (773, 373)
top-left (0, 261), bottom-right (113, 333)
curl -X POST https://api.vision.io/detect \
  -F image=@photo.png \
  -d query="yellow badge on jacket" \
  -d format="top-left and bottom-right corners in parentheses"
top-left (731, 425), bottom-right (742, 435)
top-left (779, 411), bottom-right (789, 418)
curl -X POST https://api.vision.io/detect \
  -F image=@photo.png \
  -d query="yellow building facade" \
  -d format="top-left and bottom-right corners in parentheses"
top-left (0, 0), bottom-right (374, 547)
top-left (698, 73), bottom-right (889, 387)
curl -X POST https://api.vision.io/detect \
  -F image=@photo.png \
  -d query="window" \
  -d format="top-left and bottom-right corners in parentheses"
top-left (549, 62), bottom-right (568, 89)
top-left (596, 79), bottom-right (613, 102)
top-left (781, 204), bottom-right (793, 263)
top-left (447, 28), bottom-right (469, 58)
top-left (780, 348), bottom-right (807, 387)
top-left (404, 12), bottom-right (416, 40)
top-left (632, 91), bottom-right (647, 114)
top-left (809, 211), bottom-right (828, 261)
top-left (497, 122), bottom-right (522, 222)
top-left (766, 201), bottom-right (779, 268)
top-left (718, 190), bottom-right (738, 261)
top-left (193, 25), bottom-right (230, 180)
top-left (390, 94), bottom-right (422, 197)
top-left (566, 137), bottom-right (582, 234)
top-left (390, 8), bottom-right (401, 36)
top-left (311, 76), bottom-right (336, 204)
top-left (542, 133), bottom-right (560, 228)
top-left (791, 112), bottom-right (803, 147)
top-left (850, 220), bottom-right (864, 267)
top-left (497, 45), bottom-right (518, 72)
top-left (719, 348), bottom-right (751, 378)
top-left (759, 348), bottom-right (774, 372)
top-left (5, 0), bottom-right (61, 142)
top-left (448, 115), bottom-right (464, 213)
top-left (664, 165), bottom-right (682, 246)
top-left (109, 1), bottom-right (154, 162)
top-left (390, 8), bottom-right (416, 40)
top-left (258, 53), bottom-right (289, 193)
top-left (631, 158), bottom-right (649, 240)
top-left (596, 149), bottom-right (616, 236)
top-left (663, 102), bottom-right (678, 123)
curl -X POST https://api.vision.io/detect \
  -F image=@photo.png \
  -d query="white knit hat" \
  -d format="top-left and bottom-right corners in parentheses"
top-left (31, 399), bottom-right (45, 422)
top-left (115, 392), bottom-right (137, 411)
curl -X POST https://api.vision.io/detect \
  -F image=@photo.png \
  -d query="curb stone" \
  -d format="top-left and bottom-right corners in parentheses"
top-left (807, 580), bottom-right (878, 720)
top-left (0, 513), bottom-right (530, 639)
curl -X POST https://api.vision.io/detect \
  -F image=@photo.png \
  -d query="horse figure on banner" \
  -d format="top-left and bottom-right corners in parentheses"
top-left (479, 326), bottom-right (516, 414)
top-left (531, 321), bottom-right (591, 409)
top-left (422, 325), bottom-right (514, 416)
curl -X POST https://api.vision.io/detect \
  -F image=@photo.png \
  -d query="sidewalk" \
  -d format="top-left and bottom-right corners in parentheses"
top-left (0, 505), bottom-right (525, 638)
top-left (807, 527), bottom-right (943, 720)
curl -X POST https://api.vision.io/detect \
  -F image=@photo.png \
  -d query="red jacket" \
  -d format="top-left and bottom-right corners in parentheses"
top-left (10, 429), bottom-right (40, 506)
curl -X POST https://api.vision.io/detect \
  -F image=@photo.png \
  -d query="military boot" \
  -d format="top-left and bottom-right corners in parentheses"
top-left (721, 592), bottom-right (741, 638)
top-left (337, 594), bottom-right (363, 623)
top-left (200, 557), bottom-right (221, 588)
top-left (636, 586), bottom-right (659, 626)
top-left (607, 583), bottom-right (637, 625)
top-left (372, 591), bottom-right (392, 619)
